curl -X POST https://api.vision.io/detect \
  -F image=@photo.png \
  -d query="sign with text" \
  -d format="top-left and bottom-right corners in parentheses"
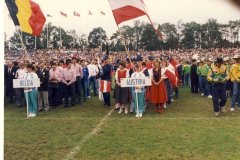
top-left (120, 77), bottom-right (152, 87)
top-left (13, 78), bottom-right (40, 88)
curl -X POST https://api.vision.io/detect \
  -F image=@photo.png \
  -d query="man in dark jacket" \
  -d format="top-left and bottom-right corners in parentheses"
top-left (5, 61), bottom-right (18, 103)
top-left (36, 62), bottom-right (50, 111)
top-left (190, 59), bottom-right (199, 93)
top-left (101, 56), bottom-right (112, 107)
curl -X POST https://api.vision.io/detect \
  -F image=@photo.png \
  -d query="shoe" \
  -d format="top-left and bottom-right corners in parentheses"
top-left (28, 113), bottom-right (33, 118)
top-left (220, 106), bottom-right (226, 113)
top-left (139, 113), bottom-right (142, 117)
top-left (230, 108), bottom-right (235, 112)
top-left (38, 109), bottom-right (43, 112)
top-left (31, 114), bottom-right (36, 117)
top-left (136, 113), bottom-right (139, 118)
top-left (125, 107), bottom-right (128, 114)
top-left (207, 95), bottom-right (212, 99)
top-left (163, 104), bottom-right (167, 109)
top-left (214, 112), bottom-right (219, 117)
top-left (118, 108), bottom-right (123, 114)
top-left (201, 93), bottom-right (204, 97)
top-left (155, 106), bottom-right (159, 113)
top-left (171, 99), bottom-right (174, 102)
top-left (87, 96), bottom-right (91, 99)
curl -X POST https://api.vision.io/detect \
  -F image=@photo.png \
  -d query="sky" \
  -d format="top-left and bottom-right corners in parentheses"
top-left (4, 0), bottom-right (240, 39)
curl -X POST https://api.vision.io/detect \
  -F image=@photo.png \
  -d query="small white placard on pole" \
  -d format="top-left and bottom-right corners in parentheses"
top-left (13, 78), bottom-right (40, 88)
top-left (120, 77), bottom-right (152, 88)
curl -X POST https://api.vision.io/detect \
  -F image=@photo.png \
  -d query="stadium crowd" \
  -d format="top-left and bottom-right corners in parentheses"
top-left (4, 48), bottom-right (240, 118)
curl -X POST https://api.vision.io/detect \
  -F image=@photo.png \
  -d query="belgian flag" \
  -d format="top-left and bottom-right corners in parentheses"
top-left (5, 0), bottom-right (46, 36)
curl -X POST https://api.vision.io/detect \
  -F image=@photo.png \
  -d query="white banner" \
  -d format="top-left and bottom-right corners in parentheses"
top-left (13, 78), bottom-right (40, 88)
top-left (120, 77), bottom-right (152, 87)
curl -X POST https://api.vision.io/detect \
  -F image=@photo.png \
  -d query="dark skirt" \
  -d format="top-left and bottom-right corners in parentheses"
top-left (115, 85), bottom-right (129, 105)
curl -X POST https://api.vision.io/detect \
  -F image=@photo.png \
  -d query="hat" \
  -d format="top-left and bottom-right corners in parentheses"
top-left (233, 55), bottom-right (240, 60)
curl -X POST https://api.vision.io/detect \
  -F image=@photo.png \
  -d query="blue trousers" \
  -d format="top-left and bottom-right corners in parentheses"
top-left (81, 79), bottom-right (88, 100)
top-left (24, 88), bottom-right (38, 114)
top-left (103, 92), bottom-right (110, 107)
top-left (199, 76), bottom-right (209, 96)
top-left (75, 76), bottom-right (82, 103)
top-left (133, 92), bottom-right (145, 114)
top-left (89, 76), bottom-right (98, 96)
top-left (231, 82), bottom-right (240, 108)
top-left (212, 84), bottom-right (227, 112)
top-left (184, 73), bottom-right (190, 86)
top-left (48, 82), bottom-right (59, 107)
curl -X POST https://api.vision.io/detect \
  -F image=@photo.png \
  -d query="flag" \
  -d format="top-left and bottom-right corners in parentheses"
top-left (60, 11), bottom-right (67, 17)
top-left (88, 10), bottom-right (92, 15)
top-left (47, 14), bottom-right (52, 17)
top-left (74, 11), bottom-right (80, 17)
top-left (5, 0), bottom-right (46, 36)
top-left (164, 64), bottom-right (178, 88)
top-left (108, 0), bottom-right (162, 39)
top-left (99, 80), bottom-right (111, 93)
top-left (100, 11), bottom-right (105, 15)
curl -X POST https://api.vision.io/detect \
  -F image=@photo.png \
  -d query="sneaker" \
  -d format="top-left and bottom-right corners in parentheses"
top-left (207, 95), bottom-right (212, 99)
top-left (118, 108), bottom-right (123, 114)
top-left (220, 106), bottom-right (226, 113)
top-left (125, 107), bottom-right (128, 114)
top-left (135, 113), bottom-right (139, 118)
top-left (87, 96), bottom-right (91, 99)
top-left (139, 113), bottom-right (143, 117)
top-left (31, 114), bottom-right (36, 117)
top-left (171, 99), bottom-right (174, 102)
top-left (214, 112), bottom-right (219, 117)
top-left (201, 93), bottom-right (204, 97)
top-left (163, 104), bottom-right (167, 109)
top-left (28, 113), bottom-right (33, 118)
top-left (230, 108), bottom-right (235, 112)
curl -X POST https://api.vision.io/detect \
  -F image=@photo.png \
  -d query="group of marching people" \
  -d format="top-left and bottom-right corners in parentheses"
top-left (183, 55), bottom-right (240, 116)
top-left (113, 55), bottom-right (179, 118)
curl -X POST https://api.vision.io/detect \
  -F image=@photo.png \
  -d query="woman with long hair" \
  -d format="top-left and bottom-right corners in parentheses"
top-left (150, 59), bottom-right (167, 114)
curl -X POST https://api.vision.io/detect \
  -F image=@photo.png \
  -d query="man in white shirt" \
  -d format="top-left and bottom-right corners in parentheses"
top-left (15, 62), bottom-right (26, 107)
top-left (87, 60), bottom-right (99, 97)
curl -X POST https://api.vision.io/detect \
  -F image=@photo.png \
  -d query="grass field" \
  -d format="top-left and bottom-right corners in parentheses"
top-left (4, 88), bottom-right (240, 160)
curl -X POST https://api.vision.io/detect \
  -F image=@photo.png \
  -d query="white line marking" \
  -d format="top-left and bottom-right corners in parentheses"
top-left (64, 108), bottom-right (115, 160)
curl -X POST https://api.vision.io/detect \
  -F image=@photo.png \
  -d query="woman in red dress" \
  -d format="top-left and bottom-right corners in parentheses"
top-left (150, 59), bottom-right (167, 114)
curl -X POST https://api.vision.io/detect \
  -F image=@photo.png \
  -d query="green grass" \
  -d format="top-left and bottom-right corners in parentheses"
top-left (4, 88), bottom-right (240, 160)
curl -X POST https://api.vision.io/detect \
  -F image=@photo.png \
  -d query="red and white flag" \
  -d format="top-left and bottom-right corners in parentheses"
top-left (108, 0), bottom-right (162, 39)
top-left (99, 80), bottom-right (111, 93)
top-left (60, 11), bottom-right (67, 17)
top-left (164, 64), bottom-right (178, 88)
top-left (74, 11), bottom-right (80, 17)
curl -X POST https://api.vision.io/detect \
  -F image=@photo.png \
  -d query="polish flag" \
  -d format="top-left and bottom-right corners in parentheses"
top-left (99, 80), bottom-right (111, 93)
top-left (108, 0), bottom-right (162, 39)
top-left (108, 0), bottom-right (147, 25)
top-left (164, 64), bottom-right (178, 88)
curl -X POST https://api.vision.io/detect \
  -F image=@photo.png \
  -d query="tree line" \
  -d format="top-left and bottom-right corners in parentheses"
top-left (5, 19), bottom-right (240, 52)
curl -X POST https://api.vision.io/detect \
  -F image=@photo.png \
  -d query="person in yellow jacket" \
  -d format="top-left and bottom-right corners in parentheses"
top-left (207, 58), bottom-right (228, 117)
top-left (230, 55), bottom-right (240, 112)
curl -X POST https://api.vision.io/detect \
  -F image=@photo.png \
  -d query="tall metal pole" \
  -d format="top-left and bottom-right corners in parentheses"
top-left (47, 23), bottom-right (49, 49)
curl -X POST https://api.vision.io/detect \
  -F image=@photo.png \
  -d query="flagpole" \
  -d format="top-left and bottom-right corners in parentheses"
top-left (60, 27), bottom-right (62, 48)
top-left (47, 23), bottom-right (49, 49)
top-left (34, 35), bottom-right (37, 49)
top-left (16, 27), bottom-right (28, 55)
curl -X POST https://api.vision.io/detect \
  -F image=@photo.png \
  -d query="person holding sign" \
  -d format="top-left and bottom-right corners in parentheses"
top-left (115, 61), bottom-right (129, 114)
top-left (131, 64), bottom-right (146, 118)
top-left (24, 64), bottom-right (38, 118)
top-left (150, 59), bottom-right (167, 114)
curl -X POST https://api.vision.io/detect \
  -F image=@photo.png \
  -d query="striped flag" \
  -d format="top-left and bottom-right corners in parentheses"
top-left (5, 0), bottom-right (46, 36)
top-left (88, 10), bottom-right (93, 15)
top-left (164, 64), bottom-right (178, 88)
top-left (108, 0), bottom-right (162, 39)
top-left (60, 11), bottom-right (67, 17)
top-left (74, 11), bottom-right (80, 17)
top-left (100, 11), bottom-right (105, 15)
top-left (99, 80), bottom-right (111, 93)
